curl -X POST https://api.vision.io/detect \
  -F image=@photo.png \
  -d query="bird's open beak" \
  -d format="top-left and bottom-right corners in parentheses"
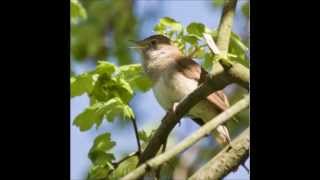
top-left (128, 40), bottom-right (146, 49)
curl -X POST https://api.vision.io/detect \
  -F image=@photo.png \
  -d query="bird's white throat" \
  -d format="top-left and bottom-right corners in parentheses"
top-left (142, 45), bottom-right (182, 81)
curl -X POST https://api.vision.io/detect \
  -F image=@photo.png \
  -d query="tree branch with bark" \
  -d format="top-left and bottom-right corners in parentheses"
top-left (189, 128), bottom-right (250, 180)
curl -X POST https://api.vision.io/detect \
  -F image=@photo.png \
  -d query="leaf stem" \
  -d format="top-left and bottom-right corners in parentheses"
top-left (131, 118), bottom-right (142, 156)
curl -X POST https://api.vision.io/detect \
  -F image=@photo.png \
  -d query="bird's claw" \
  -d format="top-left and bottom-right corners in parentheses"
top-left (163, 102), bottom-right (181, 125)
top-left (167, 102), bottom-right (179, 117)
top-left (172, 102), bottom-right (178, 112)
top-left (171, 102), bottom-right (181, 126)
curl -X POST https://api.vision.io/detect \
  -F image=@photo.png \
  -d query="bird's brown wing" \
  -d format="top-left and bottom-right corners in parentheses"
top-left (175, 57), bottom-right (229, 112)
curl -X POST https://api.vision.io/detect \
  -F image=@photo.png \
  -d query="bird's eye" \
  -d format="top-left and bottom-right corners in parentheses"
top-left (150, 40), bottom-right (156, 46)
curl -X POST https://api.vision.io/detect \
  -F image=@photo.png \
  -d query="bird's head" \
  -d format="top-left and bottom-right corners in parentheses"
top-left (130, 35), bottom-right (181, 62)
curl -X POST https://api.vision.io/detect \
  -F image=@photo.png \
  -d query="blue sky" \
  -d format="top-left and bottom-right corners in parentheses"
top-left (71, 1), bottom-right (249, 179)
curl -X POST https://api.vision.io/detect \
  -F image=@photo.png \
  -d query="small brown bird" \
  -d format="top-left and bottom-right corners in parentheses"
top-left (133, 34), bottom-right (231, 145)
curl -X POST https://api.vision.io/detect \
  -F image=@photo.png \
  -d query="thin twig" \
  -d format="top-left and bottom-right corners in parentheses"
top-left (131, 118), bottom-right (142, 156)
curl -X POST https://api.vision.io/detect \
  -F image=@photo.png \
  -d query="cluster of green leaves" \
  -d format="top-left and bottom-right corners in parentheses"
top-left (71, 61), bottom-right (152, 179)
top-left (71, 61), bottom-right (151, 131)
top-left (87, 132), bottom-right (115, 179)
top-left (71, 0), bottom-right (137, 65)
top-left (153, 17), bottom-right (249, 71)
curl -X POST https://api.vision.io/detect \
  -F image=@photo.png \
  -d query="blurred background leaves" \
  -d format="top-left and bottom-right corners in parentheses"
top-left (71, 0), bottom-right (137, 65)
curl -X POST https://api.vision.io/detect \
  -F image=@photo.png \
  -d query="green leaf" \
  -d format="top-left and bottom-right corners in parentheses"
top-left (87, 165), bottom-right (109, 180)
top-left (105, 105), bottom-right (124, 122)
top-left (90, 74), bottom-right (133, 104)
top-left (96, 61), bottom-right (117, 75)
top-left (71, 73), bottom-right (94, 97)
top-left (71, 0), bottom-right (87, 24)
top-left (115, 78), bottom-right (134, 103)
top-left (90, 74), bottom-right (112, 102)
top-left (124, 106), bottom-right (135, 119)
top-left (101, 97), bottom-right (134, 122)
top-left (138, 130), bottom-right (149, 143)
top-left (182, 35), bottom-right (199, 45)
top-left (230, 32), bottom-right (248, 52)
top-left (203, 53), bottom-right (214, 71)
top-left (105, 103), bottom-right (133, 121)
top-left (88, 132), bottom-right (116, 175)
top-left (118, 64), bottom-right (142, 78)
top-left (91, 77), bottom-right (132, 104)
top-left (153, 23), bottom-right (166, 34)
top-left (89, 132), bottom-right (116, 154)
top-left (109, 156), bottom-right (139, 179)
top-left (186, 22), bottom-right (205, 38)
top-left (159, 17), bottom-right (182, 32)
top-left (98, 98), bottom-right (121, 124)
top-left (73, 103), bottom-right (105, 131)
top-left (73, 97), bottom-right (134, 131)
top-left (89, 151), bottom-right (115, 166)
top-left (118, 64), bottom-right (152, 92)
top-left (228, 32), bottom-right (249, 67)
top-left (101, 98), bottom-right (124, 122)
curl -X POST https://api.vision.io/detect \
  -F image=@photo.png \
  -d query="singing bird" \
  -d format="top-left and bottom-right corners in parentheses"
top-left (133, 35), bottom-right (231, 145)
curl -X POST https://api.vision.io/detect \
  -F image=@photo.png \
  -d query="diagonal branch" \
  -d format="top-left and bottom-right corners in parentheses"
top-left (188, 128), bottom-right (250, 180)
top-left (121, 95), bottom-right (249, 180)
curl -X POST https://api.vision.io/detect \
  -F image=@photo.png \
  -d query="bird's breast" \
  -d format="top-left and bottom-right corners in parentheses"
top-left (152, 69), bottom-right (198, 111)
